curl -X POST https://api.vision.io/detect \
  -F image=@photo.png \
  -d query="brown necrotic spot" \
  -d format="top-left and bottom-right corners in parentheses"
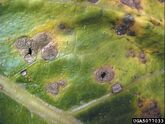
top-left (41, 42), bottom-right (58, 61)
top-left (57, 80), bottom-right (67, 87)
top-left (15, 36), bottom-right (37, 64)
top-left (46, 80), bottom-right (67, 95)
top-left (15, 36), bottom-right (32, 49)
top-left (23, 46), bottom-right (36, 64)
top-left (95, 66), bottom-right (115, 82)
top-left (46, 83), bottom-right (59, 95)
top-left (32, 32), bottom-right (51, 50)
top-left (0, 84), bottom-right (3, 90)
top-left (115, 14), bottom-right (135, 36)
top-left (141, 101), bottom-right (161, 118)
top-left (120, 0), bottom-right (142, 10)
top-left (15, 32), bottom-right (57, 63)
top-left (112, 83), bottom-right (122, 93)
top-left (24, 52), bottom-right (36, 63)
top-left (123, 14), bottom-right (135, 27)
top-left (116, 24), bottom-right (128, 35)
top-left (126, 49), bottom-right (136, 57)
top-left (138, 51), bottom-right (147, 64)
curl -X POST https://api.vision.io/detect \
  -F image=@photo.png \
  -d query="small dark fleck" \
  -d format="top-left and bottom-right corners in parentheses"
top-left (137, 98), bottom-right (143, 108)
top-left (59, 23), bottom-right (66, 30)
top-left (158, 0), bottom-right (165, 3)
top-left (127, 30), bottom-right (136, 36)
top-left (58, 23), bottom-right (73, 34)
top-left (88, 0), bottom-right (99, 3)
top-left (138, 52), bottom-right (147, 64)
